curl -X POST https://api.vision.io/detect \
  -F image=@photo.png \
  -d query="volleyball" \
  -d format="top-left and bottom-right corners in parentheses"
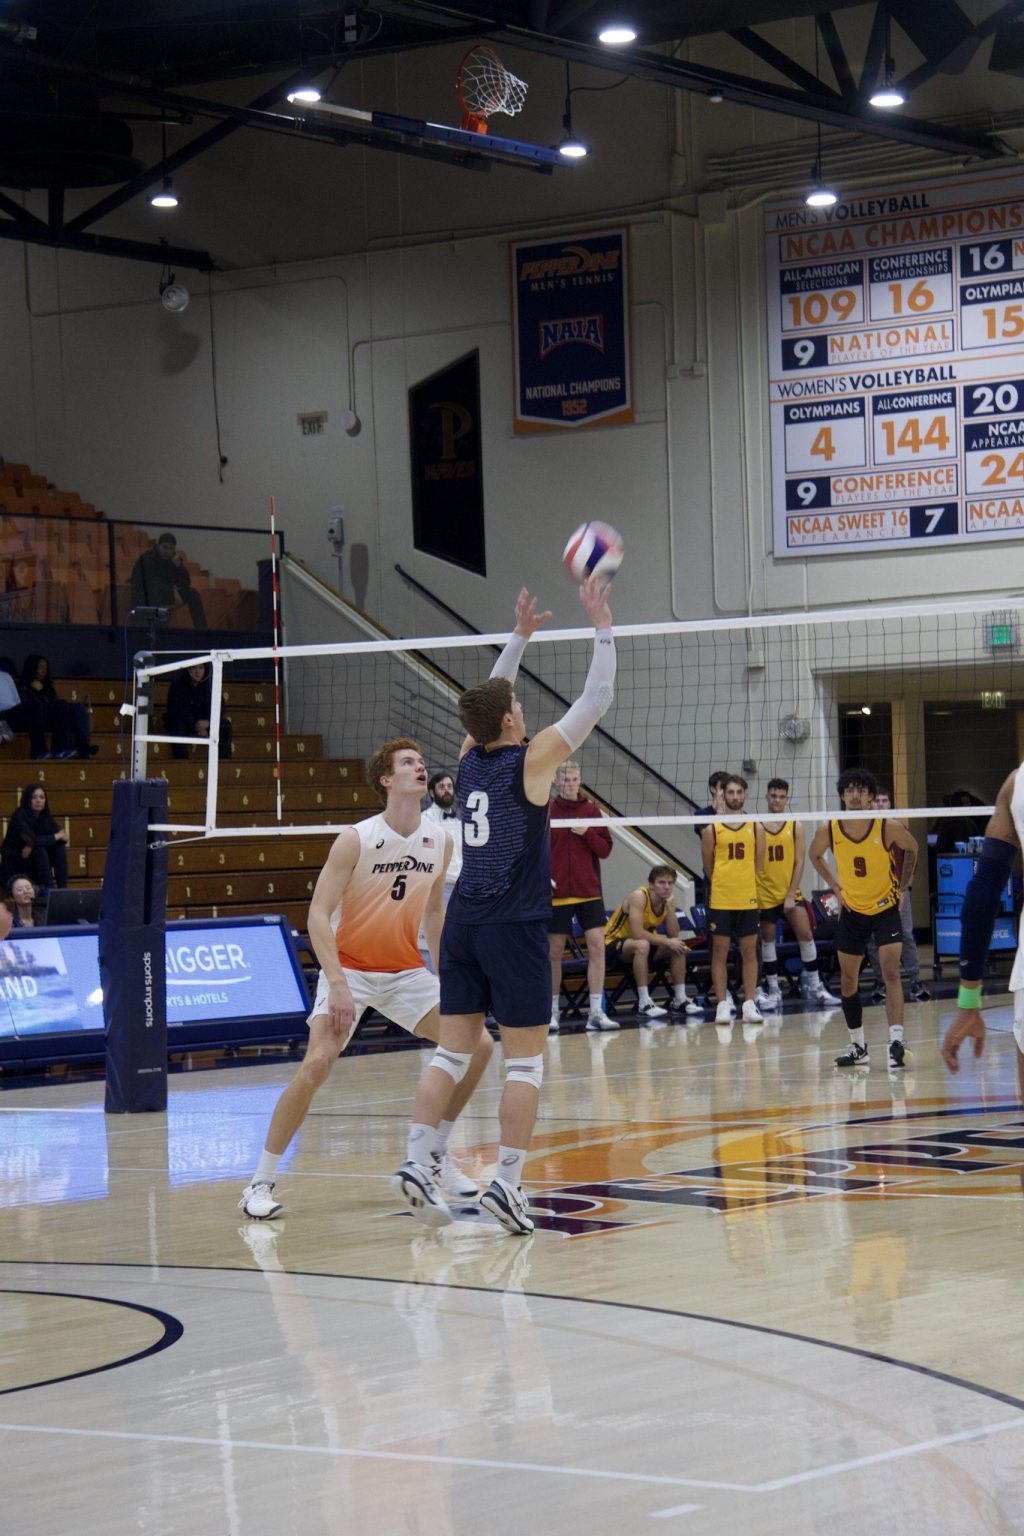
top-left (562, 521), bottom-right (624, 582)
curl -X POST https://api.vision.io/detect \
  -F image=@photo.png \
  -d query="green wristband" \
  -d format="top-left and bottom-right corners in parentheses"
top-left (958, 984), bottom-right (983, 1009)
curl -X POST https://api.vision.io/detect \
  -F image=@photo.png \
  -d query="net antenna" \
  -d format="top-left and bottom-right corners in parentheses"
top-left (456, 44), bottom-right (528, 134)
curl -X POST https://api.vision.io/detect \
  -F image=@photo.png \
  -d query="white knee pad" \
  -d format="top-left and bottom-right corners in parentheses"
top-left (430, 1047), bottom-right (473, 1085)
top-left (504, 1053), bottom-right (544, 1090)
top-left (762, 940), bottom-right (777, 963)
top-left (799, 940), bottom-right (817, 964)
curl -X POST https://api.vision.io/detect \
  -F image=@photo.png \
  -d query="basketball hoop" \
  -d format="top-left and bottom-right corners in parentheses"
top-left (456, 44), bottom-right (528, 134)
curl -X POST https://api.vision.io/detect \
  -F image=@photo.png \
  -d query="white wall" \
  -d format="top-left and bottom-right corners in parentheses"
top-left (1, 30), bottom-right (1020, 873)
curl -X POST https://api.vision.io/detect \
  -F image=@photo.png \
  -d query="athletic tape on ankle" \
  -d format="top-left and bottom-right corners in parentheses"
top-left (430, 1047), bottom-right (473, 1084)
top-left (504, 1053), bottom-right (544, 1089)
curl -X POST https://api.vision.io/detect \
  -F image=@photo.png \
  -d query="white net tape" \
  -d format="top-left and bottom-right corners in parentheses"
top-left (459, 45), bottom-right (528, 119)
top-left (135, 590), bottom-right (1022, 900)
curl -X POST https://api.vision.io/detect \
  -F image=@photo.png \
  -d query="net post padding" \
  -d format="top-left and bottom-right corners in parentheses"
top-left (101, 778), bottom-right (169, 1114)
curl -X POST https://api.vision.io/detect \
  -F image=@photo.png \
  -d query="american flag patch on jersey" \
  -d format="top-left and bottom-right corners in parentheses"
top-left (422, 835), bottom-right (435, 848)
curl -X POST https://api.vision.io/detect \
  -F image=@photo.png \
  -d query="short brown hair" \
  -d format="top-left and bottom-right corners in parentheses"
top-left (458, 677), bottom-right (513, 746)
top-left (724, 773), bottom-right (748, 792)
top-left (366, 737), bottom-right (421, 804)
top-left (648, 864), bottom-right (677, 883)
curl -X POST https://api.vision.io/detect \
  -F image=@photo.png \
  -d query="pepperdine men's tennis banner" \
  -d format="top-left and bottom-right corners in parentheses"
top-left (511, 227), bottom-right (633, 434)
top-left (766, 166), bottom-right (1024, 558)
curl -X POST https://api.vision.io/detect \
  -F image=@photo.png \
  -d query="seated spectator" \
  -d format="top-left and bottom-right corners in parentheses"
top-left (131, 532), bottom-right (207, 629)
top-left (164, 662), bottom-right (233, 759)
top-left (0, 783), bottom-right (69, 890)
top-left (0, 662), bottom-right (18, 742)
top-left (6, 874), bottom-right (44, 927)
top-left (20, 654), bottom-right (97, 759)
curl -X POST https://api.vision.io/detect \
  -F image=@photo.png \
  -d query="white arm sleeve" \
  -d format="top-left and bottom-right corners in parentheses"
top-left (553, 629), bottom-right (615, 751)
top-left (490, 631), bottom-right (528, 682)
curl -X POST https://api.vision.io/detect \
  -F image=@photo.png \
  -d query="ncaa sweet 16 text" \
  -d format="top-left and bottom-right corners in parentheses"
top-left (766, 169), bottom-right (1024, 556)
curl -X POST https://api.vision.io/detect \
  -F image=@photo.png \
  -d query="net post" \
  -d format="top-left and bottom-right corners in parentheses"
top-left (132, 652), bottom-right (152, 781)
top-left (205, 654), bottom-right (225, 833)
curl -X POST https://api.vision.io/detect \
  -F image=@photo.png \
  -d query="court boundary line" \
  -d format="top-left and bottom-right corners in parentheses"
top-left (2, 1259), bottom-right (1022, 1415)
top-left (0, 1287), bottom-right (183, 1397)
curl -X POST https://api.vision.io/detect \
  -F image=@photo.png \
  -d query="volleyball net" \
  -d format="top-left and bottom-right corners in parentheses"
top-left (134, 590), bottom-right (1023, 881)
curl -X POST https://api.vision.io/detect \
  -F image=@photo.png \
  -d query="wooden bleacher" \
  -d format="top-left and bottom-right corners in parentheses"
top-left (0, 457), bottom-right (259, 629)
top-left (0, 672), bottom-right (372, 936)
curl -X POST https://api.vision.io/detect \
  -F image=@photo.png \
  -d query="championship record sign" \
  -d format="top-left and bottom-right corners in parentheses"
top-left (766, 168), bottom-right (1024, 557)
top-left (511, 228), bottom-right (633, 433)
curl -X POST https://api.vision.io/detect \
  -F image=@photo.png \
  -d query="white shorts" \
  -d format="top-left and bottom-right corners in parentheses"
top-left (309, 965), bottom-right (440, 1036)
top-left (1013, 989), bottom-right (1024, 1052)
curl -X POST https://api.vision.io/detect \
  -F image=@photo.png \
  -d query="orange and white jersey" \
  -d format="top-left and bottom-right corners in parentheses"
top-left (336, 813), bottom-right (445, 973)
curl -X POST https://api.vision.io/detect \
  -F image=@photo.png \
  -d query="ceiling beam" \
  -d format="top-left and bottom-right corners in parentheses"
top-left (362, 0), bottom-right (1006, 157)
top-left (0, 220), bottom-right (215, 270)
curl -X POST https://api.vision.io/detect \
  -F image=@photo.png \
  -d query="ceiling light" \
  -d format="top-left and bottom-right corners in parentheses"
top-left (558, 62), bottom-right (589, 159)
top-left (598, 24), bottom-right (637, 45)
top-left (150, 176), bottom-right (179, 209)
top-left (860, 704), bottom-right (872, 715)
top-left (708, 90), bottom-right (724, 103)
top-left (869, 10), bottom-right (905, 109)
top-left (287, 84), bottom-right (322, 104)
top-left (805, 123), bottom-right (838, 207)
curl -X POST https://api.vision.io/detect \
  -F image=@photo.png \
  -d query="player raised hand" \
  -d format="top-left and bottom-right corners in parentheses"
top-left (579, 574), bottom-right (613, 630)
top-left (941, 1007), bottom-right (986, 1072)
top-left (513, 587), bottom-right (553, 638)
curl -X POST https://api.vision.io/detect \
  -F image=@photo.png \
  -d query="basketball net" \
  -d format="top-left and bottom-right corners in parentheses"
top-left (456, 44), bottom-right (528, 134)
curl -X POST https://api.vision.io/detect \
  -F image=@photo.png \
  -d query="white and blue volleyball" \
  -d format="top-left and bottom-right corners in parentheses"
top-left (562, 521), bottom-right (625, 582)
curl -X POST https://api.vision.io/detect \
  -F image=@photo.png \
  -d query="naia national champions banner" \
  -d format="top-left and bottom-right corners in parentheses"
top-left (766, 167), bottom-right (1024, 558)
top-left (511, 228), bottom-right (633, 434)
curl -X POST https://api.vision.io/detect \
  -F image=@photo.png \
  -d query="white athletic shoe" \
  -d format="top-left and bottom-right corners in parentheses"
top-left (548, 1015), bottom-right (560, 1035)
top-left (741, 999), bottom-right (764, 1025)
top-left (238, 1180), bottom-right (283, 1220)
top-left (753, 986), bottom-right (778, 1011)
top-left (714, 1000), bottom-right (733, 1024)
top-left (637, 1000), bottom-right (668, 1022)
top-left (809, 983), bottom-right (840, 1007)
top-left (586, 1008), bottom-right (620, 1032)
top-left (431, 1151), bottom-right (480, 1202)
top-left (480, 1176), bottom-right (535, 1235)
top-left (390, 1160), bottom-right (453, 1228)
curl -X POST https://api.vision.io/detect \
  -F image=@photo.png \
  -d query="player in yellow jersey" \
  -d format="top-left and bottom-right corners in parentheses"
top-left (809, 767), bottom-right (918, 1072)
top-left (754, 777), bottom-right (839, 1012)
top-left (603, 864), bottom-right (699, 1021)
top-left (238, 737), bottom-right (493, 1220)
top-left (700, 773), bottom-right (766, 1027)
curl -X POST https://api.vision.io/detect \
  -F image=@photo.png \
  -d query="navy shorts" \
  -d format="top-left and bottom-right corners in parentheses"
top-left (440, 917), bottom-right (551, 1028)
top-left (836, 903), bottom-right (902, 957)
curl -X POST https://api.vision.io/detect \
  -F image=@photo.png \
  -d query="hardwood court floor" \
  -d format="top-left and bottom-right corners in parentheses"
top-left (3, 999), bottom-right (1024, 1535)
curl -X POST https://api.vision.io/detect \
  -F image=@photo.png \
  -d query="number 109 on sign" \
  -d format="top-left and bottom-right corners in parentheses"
top-left (783, 288), bottom-right (863, 330)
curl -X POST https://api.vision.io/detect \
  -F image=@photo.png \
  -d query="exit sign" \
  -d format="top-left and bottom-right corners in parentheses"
top-left (983, 615), bottom-right (1019, 655)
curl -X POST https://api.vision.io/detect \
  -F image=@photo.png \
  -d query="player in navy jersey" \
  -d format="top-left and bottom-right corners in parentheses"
top-left (393, 576), bottom-right (616, 1234)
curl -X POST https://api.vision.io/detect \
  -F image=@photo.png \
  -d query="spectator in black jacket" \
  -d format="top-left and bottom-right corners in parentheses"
top-left (164, 662), bottom-right (233, 759)
top-left (131, 533), bottom-right (207, 628)
top-left (0, 784), bottom-right (69, 889)
top-left (20, 654), bottom-right (97, 759)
